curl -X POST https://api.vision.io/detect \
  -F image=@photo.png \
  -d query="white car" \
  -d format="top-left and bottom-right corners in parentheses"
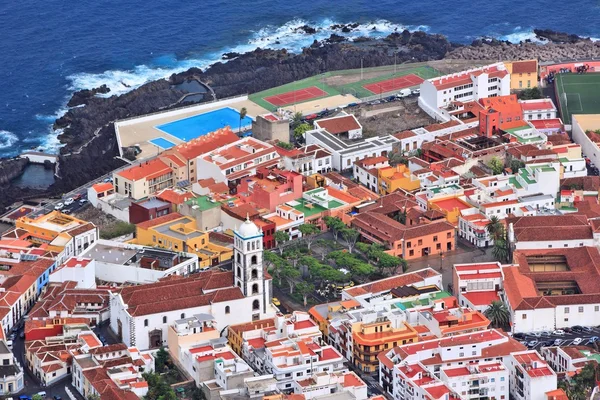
top-left (54, 202), bottom-right (64, 210)
top-left (572, 337), bottom-right (583, 345)
top-left (553, 330), bottom-right (565, 335)
top-left (64, 197), bottom-right (74, 206)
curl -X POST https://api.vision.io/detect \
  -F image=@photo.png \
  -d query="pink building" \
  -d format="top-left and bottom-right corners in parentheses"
top-left (237, 168), bottom-right (303, 212)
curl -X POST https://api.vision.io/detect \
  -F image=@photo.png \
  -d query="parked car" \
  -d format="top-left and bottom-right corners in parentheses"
top-left (531, 332), bottom-right (541, 337)
top-left (553, 330), bottom-right (565, 335)
top-left (272, 298), bottom-right (281, 306)
top-left (8, 333), bottom-right (15, 341)
top-left (64, 197), bottom-right (74, 206)
top-left (512, 333), bottom-right (525, 340)
top-left (571, 325), bottom-right (583, 333)
top-left (582, 326), bottom-right (593, 333)
top-left (54, 202), bottom-right (64, 210)
top-left (527, 340), bottom-right (539, 348)
top-left (541, 331), bottom-right (552, 336)
top-left (553, 339), bottom-right (562, 346)
top-left (62, 209), bottom-right (71, 215)
top-left (572, 337), bottom-right (583, 345)
top-left (73, 194), bottom-right (82, 201)
top-left (588, 336), bottom-right (599, 343)
top-left (79, 198), bottom-right (88, 205)
top-left (54, 396), bottom-right (62, 400)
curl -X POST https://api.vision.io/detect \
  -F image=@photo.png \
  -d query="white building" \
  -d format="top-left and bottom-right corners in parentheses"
top-left (80, 239), bottom-right (199, 285)
top-left (452, 262), bottom-right (502, 313)
top-left (280, 144), bottom-right (333, 176)
top-left (294, 371), bottom-right (368, 400)
top-left (314, 113), bottom-right (363, 140)
top-left (458, 209), bottom-right (494, 248)
top-left (502, 247), bottom-right (600, 333)
top-left (48, 257), bottom-right (96, 289)
top-left (109, 218), bottom-right (276, 350)
top-left (572, 114), bottom-right (600, 166)
top-left (419, 63), bottom-right (511, 120)
top-left (506, 215), bottom-right (594, 251)
top-left (520, 99), bottom-right (558, 121)
top-left (264, 338), bottom-right (345, 391)
top-left (507, 351), bottom-right (557, 400)
top-left (353, 156), bottom-right (389, 192)
top-left (305, 129), bottom-right (399, 171)
top-left (441, 362), bottom-right (509, 400)
top-left (378, 329), bottom-right (526, 397)
top-left (0, 338), bottom-right (24, 396)
top-left (195, 137), bottom-right (280, 184)
top-left (262, 205), bottom-right (305, 239)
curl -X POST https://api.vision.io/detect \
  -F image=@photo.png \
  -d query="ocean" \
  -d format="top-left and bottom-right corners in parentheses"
top-left (0, 0), bottom-right (598, 157)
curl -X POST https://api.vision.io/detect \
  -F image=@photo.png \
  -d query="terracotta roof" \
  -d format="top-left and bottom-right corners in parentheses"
top-left (169, 127), bottom-right (239, 160)
top-left (91, 182), bottom-right (114, 193)
top-left (315, 114), bottom-right (361, 135)
top-left (135, 212), bottom-right (182, 230)
top-left (118, 271), bottom-right (243, 316)
top-left (511, 60), bottom-right (537, 74)
top-left (394, 131), bottom-right (417, 140)
top-left (345, 268), bottom-right (439, 297)
top-left (117, 158), bottom-right (172, 181)
top-left (67, 222), bottom-right (96, 237)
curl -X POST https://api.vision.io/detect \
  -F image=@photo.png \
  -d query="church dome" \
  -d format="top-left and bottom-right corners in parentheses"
top-left (237, 218), bottom-right (262, 238)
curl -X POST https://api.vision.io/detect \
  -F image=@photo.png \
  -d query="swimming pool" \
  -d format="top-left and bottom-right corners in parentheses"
top-left (149, 137), bottom-right (176, 149)
top-left (156, 107), bottom-right (253, 141)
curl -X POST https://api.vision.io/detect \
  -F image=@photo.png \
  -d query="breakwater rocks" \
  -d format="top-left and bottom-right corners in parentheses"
top-left (447, 39), bottom-right (600, 62)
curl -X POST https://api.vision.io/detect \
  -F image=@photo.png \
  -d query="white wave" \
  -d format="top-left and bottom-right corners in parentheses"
top-left (38, 128), bottom-right (64, 154)
top-left (65, 18), bottom-right (417, 97)
top-left (0, 130), bottom-right (19, 149)
top-left (35, 106), bottom-right (69, 122)
top-left (497, 28), bottom-right (548, 44)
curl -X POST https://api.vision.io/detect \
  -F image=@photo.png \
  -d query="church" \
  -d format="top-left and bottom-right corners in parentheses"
top-left (109, 218), bottom-right (277, 350)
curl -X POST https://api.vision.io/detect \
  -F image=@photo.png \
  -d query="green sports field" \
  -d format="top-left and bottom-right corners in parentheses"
top-left (249, 64), bottom-right (442, 111)
top-left (555, 73), bottom-right (600, 125)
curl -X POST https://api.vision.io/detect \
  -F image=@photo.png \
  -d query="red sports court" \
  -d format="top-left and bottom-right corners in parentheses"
top-left (363, 74), bottom-right (424, 94)
top-left (264, 86), bottom-right (328, 106)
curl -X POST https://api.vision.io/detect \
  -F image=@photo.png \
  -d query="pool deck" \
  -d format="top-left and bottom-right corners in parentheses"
top-left (116, 97), bottom-right (269, 160)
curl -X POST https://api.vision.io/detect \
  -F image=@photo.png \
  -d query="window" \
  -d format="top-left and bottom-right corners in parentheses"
top-left (436, 243), bottom-right (441, 250)
top-left (406, 241), bottom-right (411, 248)
top-left (418, 239), bottom-right (423, 246)
top-left (564, 307), bottom-right (570, 314)
top-left (447, 232), bottom-right (451, 239)
top-left (596, 306), bottom-right (599, 312)
top-left (180, 313), bottom-right (185, 319)
top-left (251, 255), bottom-right (257, 265)
top-left (252, 300), bottom-right (260, 311)
top-left (237, 267), bottom-right (241, 277)
top-left (252, 283), bottom-right (259, 295)
top-left (409, 250), bottom-right (414, 257)
top-left (522, 314), bottom-right (527, 319)
top-left (144, 319), bottom-right (148, 327)
top-left (579, 306), bottom-right (584, 313)
top-left (225, 306), bottom-right (230, 314)
top-left (163, 316), bottom-right (167, 323)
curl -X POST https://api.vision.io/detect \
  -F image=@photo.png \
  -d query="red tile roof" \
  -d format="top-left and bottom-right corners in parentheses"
top-left (117, 159), bottom-right (172, 181)
top-left (520, 100), bottom-right (555, 111)
top-left (170, 127), bottom-right (239, 160)
top-left (91, 182), bottom-right (114, 193)
top-left (511, 60), bottom-right (537, 74)
top-left (135, 212), bottom-right (182, 230)
top-left (315, 115), bottom-right (361, 135)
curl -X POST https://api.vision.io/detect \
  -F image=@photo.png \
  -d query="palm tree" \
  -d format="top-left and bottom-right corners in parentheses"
top-left (484, 300), bottom-right (510, 328)
top-left (493, 239), bottom-right (509, 263)
top-left (239, 107), bottom-right (247, 134)
top-left (486, 216), bottom-right (503, 241)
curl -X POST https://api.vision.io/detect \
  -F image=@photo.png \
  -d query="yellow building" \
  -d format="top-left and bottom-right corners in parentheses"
top-left (352, 319), bottom-right (418, 373)
top-left (378, 164), bottom-right (420, 195)
top-left (134, 213), bottom-right (233, 267)
top-left (505, 59), bottom-right (538, 90)
top-left (15, 211), bottom-right (97, 258)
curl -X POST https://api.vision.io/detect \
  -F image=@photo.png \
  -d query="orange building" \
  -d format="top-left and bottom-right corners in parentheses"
top-left (479, 94), bottom-right (526, 137)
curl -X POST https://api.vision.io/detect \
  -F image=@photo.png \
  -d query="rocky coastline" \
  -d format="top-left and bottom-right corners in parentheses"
top-left (0, 26), bottom-right (597, 212)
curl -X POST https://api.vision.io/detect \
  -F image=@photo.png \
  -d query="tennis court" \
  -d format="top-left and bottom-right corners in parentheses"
top-left (555, 73), bottom-right (600, 125)
top-left (264, 86), bottom-right (328, 107)
top-left (363, 74), bottom-right (424, 94)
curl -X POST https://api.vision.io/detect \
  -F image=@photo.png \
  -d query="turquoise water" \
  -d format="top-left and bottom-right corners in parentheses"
top-left (156, 108), bottom-right (253, 141)
top-left (149, 137), bottom-right (176, 149)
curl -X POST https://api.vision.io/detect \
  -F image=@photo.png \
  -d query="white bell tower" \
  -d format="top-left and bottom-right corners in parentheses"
top-left (234, 216), bottom-right (264, 303)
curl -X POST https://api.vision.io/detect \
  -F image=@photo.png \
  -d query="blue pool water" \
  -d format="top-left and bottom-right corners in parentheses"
top-left (156, 108), bottom-right (253, 141)
top-left (149, 137), bottom-right (176, 149)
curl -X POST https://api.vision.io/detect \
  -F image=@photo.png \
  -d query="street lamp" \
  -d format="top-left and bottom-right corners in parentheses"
top-left (439, 250), bottom-right (444, 271)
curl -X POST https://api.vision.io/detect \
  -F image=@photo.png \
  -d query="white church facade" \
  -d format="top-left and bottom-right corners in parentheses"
top-left (109, 218), bottom-right (277, 350)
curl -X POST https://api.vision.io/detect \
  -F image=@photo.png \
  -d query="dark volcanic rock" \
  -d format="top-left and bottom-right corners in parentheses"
top-left (294, 25), bottom-right (317, 34)
top-left (325, 34), bottom-right (347, 44)
top-left (0, 158), bottom-right (28, 186)
top-left (67, 84), bottom-right (110, 107)
top-left (222, 52), bottom-right (241, 60)
top-left (534, 29), bottom-right (588, 44)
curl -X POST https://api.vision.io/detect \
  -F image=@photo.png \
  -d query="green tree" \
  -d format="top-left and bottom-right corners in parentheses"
top-left (32, 395), bottom-right (43, 400)
top-left (294, 122), bottom-right (312, 140)
top-left (517, 87), bottom-right (542, 100)
top-left (299, 223), bottom-right (321, 251)
top-left (87, 395), bottom-right (101, 400)
top-left (155, 346), bottom-right (169, 372)
top-left (328, 251), bottom-right (374, 278)
top-left (393, 210), bottom-right (407, 225)
top-left (276, 140), bottom-right (294, 150)
top-left (296, 281), bottom-right (315, 306)
top-left (484, 300), bottom-right (510, 328)
top-left (492, 239), bottom-right (510, 263)
top-left (341, 228), bottom-right (360, 253)
top-left (274, 231), bottom-right (290, 254)
top-left (265, 251), bottom-right (286, 285)
top-left (558, 363), bottom-right (596, 400)
top-left (388, 151), bottom-right (408, 167)
top-left (485, 216), bottom-right (504, 241)
top-left (283, 248), bottom-right (302, 268)
top-left (377, 253), bottom-right (406, 275)
top-left (239, 107), bottom-right (247, 133)
top-left (487, 157), bottom-right (504, 175)
top-left (509, 159), bottom-right (525, 173)
top-left (324, 216), bottom-right (346, 241)
top-left (281, 265), bottom-right (301, 294)
top-left (291, 111), bottom-right (304, 129)
top-left (143, 372), bottom-right (177, 400)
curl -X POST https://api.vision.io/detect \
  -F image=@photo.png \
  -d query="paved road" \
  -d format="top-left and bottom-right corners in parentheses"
top-left (517, 327), bottom-right (600, 352)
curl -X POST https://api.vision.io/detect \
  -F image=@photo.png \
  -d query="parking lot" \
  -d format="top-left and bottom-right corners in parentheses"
top-left (514, 325), bottom-right (600, 351)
